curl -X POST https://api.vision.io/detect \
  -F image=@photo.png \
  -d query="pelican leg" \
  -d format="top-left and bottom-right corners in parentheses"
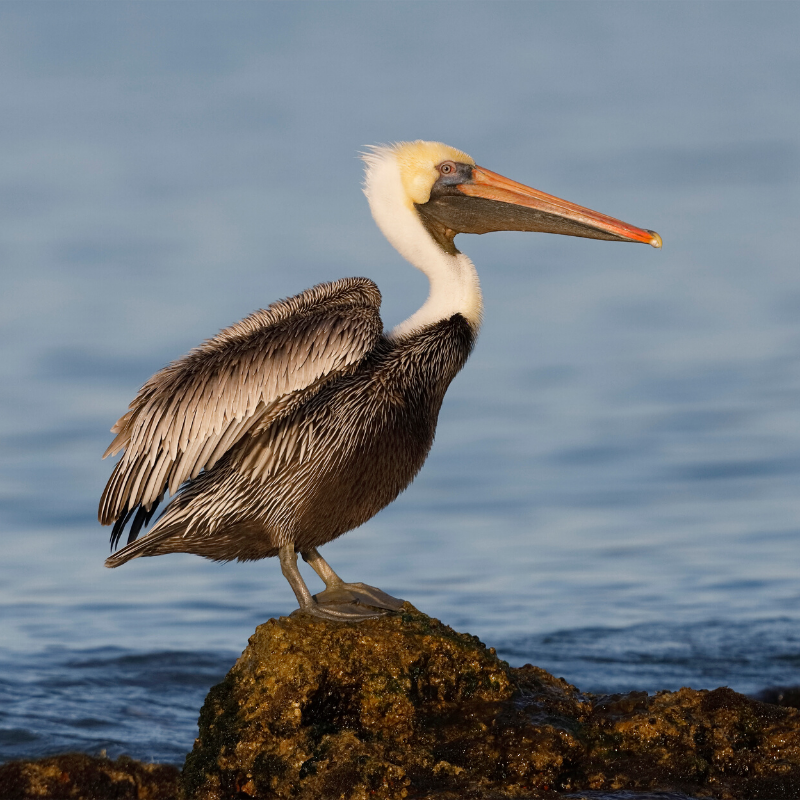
top-left (280, 544), bottom-right (389, 621)
top-left (302, 547), bottom-right (405, 612)
top-left (279, 544), bottom-right (315, 607)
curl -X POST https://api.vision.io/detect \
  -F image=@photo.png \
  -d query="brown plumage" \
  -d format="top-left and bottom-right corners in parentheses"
top-left (103, 278), bottom-right (474, 566)
top-left (101, 278), bottom-right (383, 547)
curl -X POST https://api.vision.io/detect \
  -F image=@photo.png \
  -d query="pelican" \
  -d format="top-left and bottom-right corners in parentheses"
top-left (101, 141), bottom-right (660, 620)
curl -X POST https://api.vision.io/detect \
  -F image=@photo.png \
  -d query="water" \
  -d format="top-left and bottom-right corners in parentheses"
top-left (1, 1), bottom-right (800, 768)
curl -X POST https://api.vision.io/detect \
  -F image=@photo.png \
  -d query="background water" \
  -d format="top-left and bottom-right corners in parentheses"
top-left (1, 1), bottom-right (800, 767)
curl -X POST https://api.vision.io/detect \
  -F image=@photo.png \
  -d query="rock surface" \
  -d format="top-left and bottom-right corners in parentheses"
top-left (182, 605), bottom-right (800, 800)
top-left (0, 753), bottom-right (180, 799)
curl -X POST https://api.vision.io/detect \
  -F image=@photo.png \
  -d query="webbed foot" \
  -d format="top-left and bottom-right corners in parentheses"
top-left (292, 583), bottom-right (404, 621)
top-left (290, 597), bottom-right (390, 621)
top-left (313, 582), bottom-right (404, 612)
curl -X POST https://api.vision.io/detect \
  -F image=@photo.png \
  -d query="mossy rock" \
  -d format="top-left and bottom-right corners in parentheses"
top-left (0, 753), bottom-right (180, 800)
top-left (182, 606), bottom-right (800, 800)
top-left (183, 605), bottom-right (586, 799)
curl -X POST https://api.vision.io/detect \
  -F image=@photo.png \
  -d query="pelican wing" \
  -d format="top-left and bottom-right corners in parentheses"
top-left (99, 278), bottom-right (382, 531)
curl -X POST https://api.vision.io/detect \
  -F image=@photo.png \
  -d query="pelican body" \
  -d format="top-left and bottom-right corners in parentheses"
top-left (101, 141), bottom-right (660, 619)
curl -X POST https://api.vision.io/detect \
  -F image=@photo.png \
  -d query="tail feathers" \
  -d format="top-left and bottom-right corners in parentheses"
top-left (109, 493), bottom-right (166, 551)
top-left (104, 522), bottom-right (183, 568)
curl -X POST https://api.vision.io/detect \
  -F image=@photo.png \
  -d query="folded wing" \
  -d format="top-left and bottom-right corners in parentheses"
top-left (99, 278), bottom-right (383, 547)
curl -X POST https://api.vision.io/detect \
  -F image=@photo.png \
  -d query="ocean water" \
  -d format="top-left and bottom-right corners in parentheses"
top-left (2, 1), bottom-right (800, 768)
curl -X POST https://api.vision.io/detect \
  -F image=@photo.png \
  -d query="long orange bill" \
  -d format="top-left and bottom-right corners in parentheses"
top-left (456, 166), bottom-right (662, 248)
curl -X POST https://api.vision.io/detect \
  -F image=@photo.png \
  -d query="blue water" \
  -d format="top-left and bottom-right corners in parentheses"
top-left (2, 1), bottom-right (800, 767)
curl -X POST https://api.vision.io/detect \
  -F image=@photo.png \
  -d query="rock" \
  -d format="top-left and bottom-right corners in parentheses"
top-left (182, 605), bottom-right (800, 800)
top-left (0, 752), bottom-right (181, 800)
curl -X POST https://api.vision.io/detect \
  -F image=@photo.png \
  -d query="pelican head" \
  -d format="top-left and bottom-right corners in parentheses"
top-left (367, 140), bottom-right (661, 253)
top-left (363, 140), bottom-right (660, 338)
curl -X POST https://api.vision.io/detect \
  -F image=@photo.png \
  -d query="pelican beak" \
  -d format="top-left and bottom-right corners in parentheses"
top-left (417, 165), bottom-right (662, 248)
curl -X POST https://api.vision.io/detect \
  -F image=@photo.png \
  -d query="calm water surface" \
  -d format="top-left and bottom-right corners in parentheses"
top-left (1, 2), bottom-right (800, 766)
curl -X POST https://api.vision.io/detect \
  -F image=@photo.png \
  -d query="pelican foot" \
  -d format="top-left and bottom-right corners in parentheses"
top-left (290, 583), bottom-right (404, 622)
top-left (314, 582), bottom-right (404, 612)
top-left (290, 600), bottom-right (388, 622)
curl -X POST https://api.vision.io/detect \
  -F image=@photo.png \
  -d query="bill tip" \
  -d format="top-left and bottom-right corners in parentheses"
top-left (648, 230), bottom-right (662, 249)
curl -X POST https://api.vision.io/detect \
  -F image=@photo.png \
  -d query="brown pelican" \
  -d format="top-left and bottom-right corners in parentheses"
top-left (101, 141), bottom-right (660, 620)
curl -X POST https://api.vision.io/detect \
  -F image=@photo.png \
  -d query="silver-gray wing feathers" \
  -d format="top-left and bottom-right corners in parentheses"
top-left (99, 278), bottom-right (382, 526)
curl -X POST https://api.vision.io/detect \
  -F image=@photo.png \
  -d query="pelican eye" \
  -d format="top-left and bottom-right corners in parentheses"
top-left (438, 161), bottom-right (456, 175)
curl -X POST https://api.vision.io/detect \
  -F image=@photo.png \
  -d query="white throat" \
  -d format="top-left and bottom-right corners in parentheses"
top-left (363, 150), bottom-right (483, 340)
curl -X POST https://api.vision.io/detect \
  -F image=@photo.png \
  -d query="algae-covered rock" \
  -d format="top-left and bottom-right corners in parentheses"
top-left (183, 605), bottom-right (800, 800)
top-left (0, 753), bottom-right (181, 800)
top-left (183, 605), bottom-right (572, 799)
top-left (581, 686), bottom-right (800, 799)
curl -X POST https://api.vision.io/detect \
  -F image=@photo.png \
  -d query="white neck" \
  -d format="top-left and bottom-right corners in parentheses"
top-left (363, 151), bottom-right (483, 340)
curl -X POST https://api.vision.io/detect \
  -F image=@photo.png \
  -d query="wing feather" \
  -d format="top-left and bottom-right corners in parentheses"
top-left (99, 277), bottom-right (382, 528)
